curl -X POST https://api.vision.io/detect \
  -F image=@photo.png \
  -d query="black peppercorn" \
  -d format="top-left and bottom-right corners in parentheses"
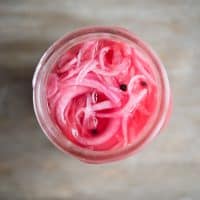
top-left (140, 81), bottom-right (147, 87)
top-left (120, 84), bottom-right (127, 91)
top-left (90, 129), bottom-right (98, 135)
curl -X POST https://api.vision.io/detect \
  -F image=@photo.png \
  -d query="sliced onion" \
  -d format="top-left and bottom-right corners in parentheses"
top-left (91, 100), bottom-right (114, 111)
top-left (94, 57), bottom-right (131, 77)
top-left (99, 47), bottom-right (110, 68)
top-left (58, 57), bottom-right (77, 73)
top-left (75, 61), bottom-right (97, 84)
top-left (46, 38), bottom-right (157, 151)
top-left (55, 87), bottom-right (89, 127)
top-left (96, 88), bottom-right (147, 118)
top-left (62, 78), bottom-right (121, 105)
top-left (71, 119), bottom-right (121, 146)
top-left (128, 74), bottom-right (146, 92)
top-left (135, 54), bottom-right (156, 86)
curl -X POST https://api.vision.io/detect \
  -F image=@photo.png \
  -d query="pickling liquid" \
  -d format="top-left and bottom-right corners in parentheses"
top-left (46, 39), bottom-right (157, 151)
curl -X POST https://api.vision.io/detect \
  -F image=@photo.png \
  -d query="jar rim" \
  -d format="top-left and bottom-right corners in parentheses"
top-left (33, 26), bottom-right (171, 163)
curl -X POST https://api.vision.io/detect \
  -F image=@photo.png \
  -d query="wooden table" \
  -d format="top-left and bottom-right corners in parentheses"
top-left (0, 0), bottom-right (200, 199)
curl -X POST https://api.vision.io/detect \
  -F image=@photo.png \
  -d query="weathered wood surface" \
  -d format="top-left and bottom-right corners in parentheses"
top-left (0, 0), bottom-right (200, 199)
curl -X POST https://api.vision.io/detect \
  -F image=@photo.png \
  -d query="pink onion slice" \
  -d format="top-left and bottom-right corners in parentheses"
top-left (71, 119), bottom-right (121, 146)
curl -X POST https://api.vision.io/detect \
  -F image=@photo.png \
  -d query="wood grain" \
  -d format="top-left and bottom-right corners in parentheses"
top-left (0, 0), bottom-right (200, 199)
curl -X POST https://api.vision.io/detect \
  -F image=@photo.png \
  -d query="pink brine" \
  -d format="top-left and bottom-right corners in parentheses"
top-left (33, 27), bottom-right (172, 163)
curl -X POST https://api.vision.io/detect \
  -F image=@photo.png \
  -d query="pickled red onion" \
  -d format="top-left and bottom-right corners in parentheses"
top-left (46, 39), bottom-right (157, 151)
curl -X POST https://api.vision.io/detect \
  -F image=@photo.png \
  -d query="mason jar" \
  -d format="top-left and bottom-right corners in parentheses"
top-left (33, 26), bottom-right (172, 164)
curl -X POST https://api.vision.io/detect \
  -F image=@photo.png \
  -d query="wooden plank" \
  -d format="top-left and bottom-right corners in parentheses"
top-left (0, 0), bottom-right (200, 199)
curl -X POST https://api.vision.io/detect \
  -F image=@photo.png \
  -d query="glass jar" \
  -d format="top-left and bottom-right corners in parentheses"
top-left (33, 26), bottom-right (172, 164)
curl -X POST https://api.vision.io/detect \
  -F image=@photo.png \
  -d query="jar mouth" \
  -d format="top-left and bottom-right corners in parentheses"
top-left (33, 26), bottom-right (171, 163)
